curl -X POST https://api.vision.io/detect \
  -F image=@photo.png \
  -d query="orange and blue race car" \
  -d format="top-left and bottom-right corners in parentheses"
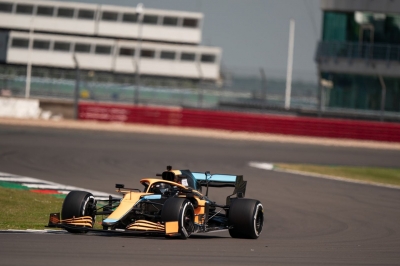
top-left (47, 166), bottom-right (264, 239)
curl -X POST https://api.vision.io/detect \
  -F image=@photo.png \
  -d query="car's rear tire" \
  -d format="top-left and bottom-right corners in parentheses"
top-left (161, 198), bottom-right (195, 239)
top-left (228, 199), bottom-right (264, 239)
top-left (61, 191), bottom-right (96, 233)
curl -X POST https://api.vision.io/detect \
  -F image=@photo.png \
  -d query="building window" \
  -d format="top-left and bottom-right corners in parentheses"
top-left (54, 41), bottom-right (71, 52)
top-left (320, 72), bottom-right (398, 111)
top-left (0, 2), bottom-right (13, 13)
top-left (122, 13), bottom-right (137, 23)
top-left (183, 18), bottom-right (198, 28)
top-left (322, 11), bottom-right (400, 44)
top-left (78, 9), bottom-right (95, 20)
top-left (162, 16), bottom-right (178, 26)
top-left (11, 38), bottom-right (29, 48)
top-left (57, 8), bottom-right (74, 18)
top-left (201, 54), bottom-right (215, 63)
top-left (102, 11), bottom-right (118, 21)
top-left (75, 43), bottom-right (91, 53)
top-left (180, 52), bottom-right (195, 61)
top-left (16, 4), bottom-right (33, 15)
top-left (322, 12), bottom-right (348, 41)
top-left (160, 51), bottom-right (176, 60)
top-left (37, 6), bottom-right (54, 16)
top-left (119, 47), bottom-right (135, 56)
top-left (33, 40), bottom-right (50, 50)
top-left (143, 15), bottom-right (158, 24)
top-left (95, 45), bottom-right (112, 55)
top-left (141, 49), bottom-right (155, 58)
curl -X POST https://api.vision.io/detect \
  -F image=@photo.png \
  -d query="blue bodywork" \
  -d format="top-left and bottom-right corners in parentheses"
top-left (192, 172), bottom-right (237, 183)
top-left (191, 172), bottom-right (238, 188)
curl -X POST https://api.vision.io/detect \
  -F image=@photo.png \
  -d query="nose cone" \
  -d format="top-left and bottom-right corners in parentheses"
top-left (102, 218), bottom-right (118, 227)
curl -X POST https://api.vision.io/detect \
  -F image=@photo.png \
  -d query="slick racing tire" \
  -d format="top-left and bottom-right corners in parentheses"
top-left (61, 190), bottom-right (96, 233)
top-left (228, 199), bottom-right (264, 239)
top-left (161, 198), bottom-right (195, 239)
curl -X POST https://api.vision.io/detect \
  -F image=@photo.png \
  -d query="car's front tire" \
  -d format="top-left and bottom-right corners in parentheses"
top-left (161, 198), bottom-right (195, 239)
top-left (61, 190), bottom-right (96, 233)
top-left (228, 199), bottom-right (264, 239)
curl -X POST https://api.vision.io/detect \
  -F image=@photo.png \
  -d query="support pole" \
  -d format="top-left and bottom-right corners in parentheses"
top-left (259, 67), bottom-right (267, 102)
top-left (134, 3), bottom-right (144, 105)
top-left (317, 71), bottom-right (322, 117)
top-left (379, 75), bottom-right (386, 122)
top-left (25, 25), bottom-right (33, 98)
top-left (196, 59), bottom-right (203, 108)
top-left (285, 19), bottom-right (295, 110)
top-left (73, 54), bottom-right (80, 120)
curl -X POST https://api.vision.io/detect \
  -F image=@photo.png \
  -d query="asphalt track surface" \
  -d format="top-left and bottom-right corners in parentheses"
top-left (0, 124), bottom-right (400, 266)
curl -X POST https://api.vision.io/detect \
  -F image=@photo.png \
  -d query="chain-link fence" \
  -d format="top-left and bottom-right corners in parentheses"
top-left (4, 64), bottom-right (399, 121)
top-left (219, 66), bottom-right (319, 111)
top-left (0, 64), bottom-right (319, 112)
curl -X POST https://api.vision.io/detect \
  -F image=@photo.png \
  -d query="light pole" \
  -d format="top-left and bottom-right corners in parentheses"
top-left (134, 3), bottom-right (144, 105)
top-left (378, 75), bottom-right (386, 122)
top-left (196, 58), bottom-right (203, 108)
top-left (25, 15), bottom-right (34, 98)
top-left (285, 19), bottom-right (295, 110)
top-left (73, 54), bottom-right (80, 120)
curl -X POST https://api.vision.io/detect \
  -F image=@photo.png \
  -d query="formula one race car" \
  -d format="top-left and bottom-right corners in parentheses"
top-left (47, 166), bottom-right (264, 239)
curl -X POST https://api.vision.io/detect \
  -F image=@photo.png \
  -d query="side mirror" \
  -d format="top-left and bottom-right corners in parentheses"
top-left (115, 184), bottom-right (125, 189)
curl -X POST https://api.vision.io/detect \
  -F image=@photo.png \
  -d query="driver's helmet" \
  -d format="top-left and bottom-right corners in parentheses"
top-left (152, 182), bottom-right (171, 195)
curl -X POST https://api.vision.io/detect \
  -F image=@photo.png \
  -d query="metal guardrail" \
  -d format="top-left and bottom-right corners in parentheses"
top-left (316, 41), bottom-right (400, 62)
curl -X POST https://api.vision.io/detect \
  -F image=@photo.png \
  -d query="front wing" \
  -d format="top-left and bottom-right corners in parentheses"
top-left (46, 212), bottom-right (228, 236)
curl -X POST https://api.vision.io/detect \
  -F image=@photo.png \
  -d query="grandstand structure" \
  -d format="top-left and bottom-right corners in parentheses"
top-left (316, 0), bottom-right (400, 115)
top-left (0, 0), bottom-right (222, 82)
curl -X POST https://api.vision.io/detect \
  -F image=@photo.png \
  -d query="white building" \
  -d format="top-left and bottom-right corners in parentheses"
top-left (315, 0), bottom-right (400, 114)
top-left (0, 0), bottom-right (222, 81)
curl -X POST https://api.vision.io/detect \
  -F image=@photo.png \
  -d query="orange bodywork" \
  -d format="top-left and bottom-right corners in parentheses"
top-left (107, 177), bottom-right (206, 234)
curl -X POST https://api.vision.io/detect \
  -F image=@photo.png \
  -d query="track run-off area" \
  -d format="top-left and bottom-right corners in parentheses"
top-left (0, 119), bottom-right (399, 266)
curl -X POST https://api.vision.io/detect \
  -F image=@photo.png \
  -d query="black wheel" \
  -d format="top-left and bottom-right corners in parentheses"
top-left (61, 191), bottom-right (96, 233)
top-left (228, 199), bottom-right (264, 239)
top-left (161, 198), bottom-right (195, 239)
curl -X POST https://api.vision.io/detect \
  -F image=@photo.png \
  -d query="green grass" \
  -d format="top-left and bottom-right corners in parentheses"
top-left (275, 164), bottom-right (400, 186)
top-left (0, 187), bottom-right (64, 230)
top-left (0, 186), bottom-right (111, 230)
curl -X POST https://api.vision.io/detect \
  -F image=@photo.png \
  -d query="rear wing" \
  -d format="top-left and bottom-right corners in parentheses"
top-left (191, 172), bottom-right (247, 198)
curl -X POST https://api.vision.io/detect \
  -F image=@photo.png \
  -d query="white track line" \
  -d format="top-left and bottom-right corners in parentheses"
top-left (0, 171), bottom-right (119, 200)
top-left (0, 229), bottom-right (66, 234)
top-left (249, 161), bottom-right (400, 190)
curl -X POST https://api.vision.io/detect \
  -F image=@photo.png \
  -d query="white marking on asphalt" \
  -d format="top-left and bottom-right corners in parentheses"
top-left (0, 229), bottom-right (66, 234)
top-left (0, 171), bottom-right (119, 200)
top-left (0, 177), bottom-right (50, 183)
top-left (0, 172), bottom-right (125, 231)
top-left (248, 162), bottom-right (400, 190)
top-left (0, 172), bottom-right (16, 176)
top-left (248, 162), bottom-right (274, 170)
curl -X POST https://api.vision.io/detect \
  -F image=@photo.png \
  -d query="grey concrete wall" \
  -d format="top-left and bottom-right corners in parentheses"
top-left (39, 99), bottom-right (74, 119)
